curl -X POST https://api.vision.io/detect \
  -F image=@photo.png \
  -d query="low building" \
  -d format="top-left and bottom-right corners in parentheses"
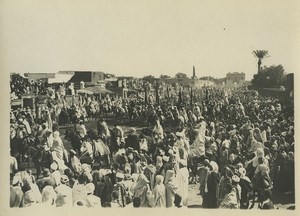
top-left (64, 71), bottom-right (106, 89)
top-left (26, 73), bottom-right (55, 82)
top-left (226, 72), bottom-right (245, 86)
top-left (66, 71), bottom-right (105, 84)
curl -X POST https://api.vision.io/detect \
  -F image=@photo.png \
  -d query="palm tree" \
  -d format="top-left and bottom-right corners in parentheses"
top-left (252, 50), bottom-right (270, 73)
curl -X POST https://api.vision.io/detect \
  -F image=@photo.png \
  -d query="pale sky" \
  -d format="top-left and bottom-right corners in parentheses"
top-left (1, 0), bottom-right (300, 80)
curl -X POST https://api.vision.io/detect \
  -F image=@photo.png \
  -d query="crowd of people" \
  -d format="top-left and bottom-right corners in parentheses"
top-left (10, 74), bottom-right (49, 100)
top-left (10, 77), bottom-right (294, 209)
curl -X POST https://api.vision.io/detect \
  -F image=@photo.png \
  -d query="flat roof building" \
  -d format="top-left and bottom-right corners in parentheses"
top-left (226, 72), bottom-right (245, 86)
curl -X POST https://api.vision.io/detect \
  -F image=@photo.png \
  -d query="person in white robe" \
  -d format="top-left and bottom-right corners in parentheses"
top-left (176, 159), bottom-right (189, 206)
top-left (51, 131), bottom-right (67, 163)
top-left (85, 183), bottom-right (101, 207)
top-left (151, 175), bottom-right (166, 207)
top-left (165, 170), bottom-right (179, 208)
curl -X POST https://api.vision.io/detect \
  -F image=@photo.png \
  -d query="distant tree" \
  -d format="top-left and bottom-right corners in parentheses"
top-left (175, 72), bottom-right (188, 79)
top-left (252, 50), bottom-right (270, 73)
top-left (283, 73), bottom-right (294, 92)
top-left (142, 75), bottom-right (156, 84)
top-left (199, 76), bottom-right (216, 81)
top-left (160, 74), bottom-right (171, 79)
top-left (105, 73), bottom-right (116, 78)
top-left (252, 65), bottom-right (286, 88)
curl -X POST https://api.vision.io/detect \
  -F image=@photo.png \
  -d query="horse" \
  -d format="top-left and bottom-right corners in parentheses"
top-left (12, 132), bottom-right (52, 179)
top-left (86, 103), bottom-right (97, 122)
top-left (97, 121), bottom-right (111, 146)
top-left (10, 134), bottom-right (27, 165)
top-left (92, 139), bottom-right (111, 168)
top-left (147, 109), bottom-right (157, 126)
top-left (131, 107), bottom-right (141, 122)
top-left (249, 174), bottom-right (273, 209)
top-left (109, 127), bottom-right (126, 154)
top-left (80, 106), bottom-right (88, 122)
top-left (80, 140), bottom-right (94, 165)
top-left (68, 106), bottom-right (79, 124)
top-left (65, 129), bottom-right (82, 155)
top-left (10, 127), bottom-right (36, 165)
top-left (141, 128), bottom-right (153, 137)
top-left (245, 158), bottom-right (273, 209)
top-left (80, 138), bottom-right (111, 169)
top-left (157, 113), bottom-right (166, 127)
top-left (115, 106), bottom-right (127, 123)
top-left (58, 107), bottom-right (71, 125)
top-left (27, 144), bottom-right (53, 179)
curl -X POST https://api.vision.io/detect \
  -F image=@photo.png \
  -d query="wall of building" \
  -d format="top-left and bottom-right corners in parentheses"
top-left (66, 71), bottom-right (105, 84)
top-left (58, 71), bottom-right (75, 75)
top-left (226, 72), bottom-right (245, 86)
top-left (92, 72), bottom-right (105, 83)
top-left (27, 73), bottom-right (55, 81)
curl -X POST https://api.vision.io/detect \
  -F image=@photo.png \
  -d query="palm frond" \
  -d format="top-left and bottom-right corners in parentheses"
top-left (252, 50), bottom-right (270, 59)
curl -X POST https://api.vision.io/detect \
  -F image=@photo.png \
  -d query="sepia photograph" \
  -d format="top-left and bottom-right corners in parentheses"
top-left (1, 0), bottom-right (299, 214)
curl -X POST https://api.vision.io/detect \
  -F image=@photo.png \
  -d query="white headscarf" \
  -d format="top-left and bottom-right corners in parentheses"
top-left (155, 175), bottom-right (164, 186)
top-left (50, 170), bottom-right (61, 187)
top-left (42, 186), bottom-right (57, 205)
top-left (210, 161), bottom-right (219, 173)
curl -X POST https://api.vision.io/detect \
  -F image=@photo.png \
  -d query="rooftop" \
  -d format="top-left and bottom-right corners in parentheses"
top-left (227, 72), bottom-right (245, 74)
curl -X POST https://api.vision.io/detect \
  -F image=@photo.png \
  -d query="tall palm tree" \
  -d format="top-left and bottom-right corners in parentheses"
top-left (252, 50), bottom-right (270, 73)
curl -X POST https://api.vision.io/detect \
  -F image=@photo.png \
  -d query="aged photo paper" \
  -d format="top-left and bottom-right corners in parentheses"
top-left (0, 1), bottom-right (299, 216)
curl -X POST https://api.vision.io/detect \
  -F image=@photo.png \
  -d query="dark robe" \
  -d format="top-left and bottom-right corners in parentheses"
top-left (206, 172), bottom-right (220, 208)
top-left (239, 178), bottom-right (252, 209)
top-left (125, 133), bottom-right (140, 151)
top-left (286, 159), bottom-right (295, 192)
top-left (94, 176), bottom-right (113, 206)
